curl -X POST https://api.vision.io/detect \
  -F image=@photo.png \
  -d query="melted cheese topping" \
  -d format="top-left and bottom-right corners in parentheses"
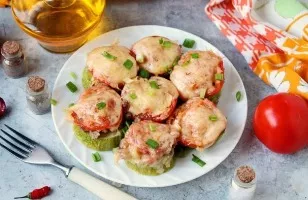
top-left (87, 46), bottom-right (138, 89)
top-left (115, 121), bottom-right (179, 168)
top-left (132, 36), bottom-right (181, 75)
top-left (121, 76), bottom-right (179, 120)
top-left (68, 84), bottom-right (122, 132)
top-left (172, 98), bottom-right (227, 151)
top-left (170, 50), bottom-right (222, 100)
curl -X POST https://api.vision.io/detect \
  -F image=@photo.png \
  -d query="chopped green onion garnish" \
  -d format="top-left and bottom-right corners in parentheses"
top-left (139, 68), bottom-right (150, 79)
top-left (191, 53), bottom-right (199, 59)
top-left (209, 92), bottom-right (221, 104)
top-left (236, 91), bottom-right (241, 102)
top-left (183, 38), bottom-right (196, 48)
top-left (146, 139), bottom-right (159, 149)
top-left (66, 81), bottom-right (78, 93)
top-left (199, 89), bottom-right (207, 99)
top-left (50, 99), bottom-right (57, 106)
top-left (121, 123), bottom-right (129, 136)
top-left (162, 41), bottom-right (172, 48)
top-left (159, 38), bottom-right (172, 48)
top-left (96, 102), bottom-right (106, 110)
top-left (121, 127), bottom-right (128, 137)
top-left (123, 59), bottom-right (133, 70)
top-left (130, 93), bottom-right (137, 99)
top-left (92, 152), bottom-right (102, 162)
top-left (192, 154), bottom-right (206, 167)
top-left (70, 72), bottom-right (78, 80)
top-left (165, 66), bottom-right (172, 74)
top-left (182, 59), bottom-right (190, 67)
top-left (172, 56), bottom-right (180, 67)
top-left (120, 120), bottom-right (132, 137)
top-left (149, 81), bottom-right (159, 89)
top-left (209, 115), bottom-right (218, 121)
top-left (125, 121), bottom-right (131, 128)
top-left (102, 51), bottom-right (117, 60)
top-left (149, 124), bottom-right (156, 132)
top-left (215, 73), bottom-right (224, 81)
top-left (68, 103), bottom-right (75, 107)
top-left (136, 55), bottom-right (145, 63)
top-left (159, 38), bottom-right (164, 44)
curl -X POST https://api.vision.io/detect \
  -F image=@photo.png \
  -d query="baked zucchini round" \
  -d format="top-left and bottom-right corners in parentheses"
top-left (73, 125), bottom-right (121, 151)
top-left (125, 156), bottom-right (175, 176)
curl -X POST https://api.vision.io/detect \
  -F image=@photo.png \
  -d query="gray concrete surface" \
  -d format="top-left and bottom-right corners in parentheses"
top-left (0, 0), bottom-right (308, 199)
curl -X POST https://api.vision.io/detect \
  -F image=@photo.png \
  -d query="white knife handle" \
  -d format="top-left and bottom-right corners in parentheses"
top-left (67, 167), bottom-right (136, 200)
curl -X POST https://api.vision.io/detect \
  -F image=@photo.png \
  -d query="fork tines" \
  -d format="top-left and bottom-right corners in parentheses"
top-left (0, 124), bottom-right (36, 160)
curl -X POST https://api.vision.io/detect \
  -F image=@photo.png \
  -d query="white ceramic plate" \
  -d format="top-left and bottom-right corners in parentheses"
top-left (52, 25), bottom-right (247, 187)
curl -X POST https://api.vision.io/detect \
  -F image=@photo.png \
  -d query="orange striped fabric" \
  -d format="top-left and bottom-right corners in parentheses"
top-left (0, 0), bottom-right (10, 7)
top-left (206, 0), bottom-right (308, 100)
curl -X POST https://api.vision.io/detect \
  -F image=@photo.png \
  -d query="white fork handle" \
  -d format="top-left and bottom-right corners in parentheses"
top-left (68, 167), bottom-right (137, 200)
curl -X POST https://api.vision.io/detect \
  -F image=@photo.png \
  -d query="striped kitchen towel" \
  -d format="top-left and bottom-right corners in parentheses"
top-left (206, 0), bottom-right (308, 99)
top-left (0, 0), bottom-right (10, 7)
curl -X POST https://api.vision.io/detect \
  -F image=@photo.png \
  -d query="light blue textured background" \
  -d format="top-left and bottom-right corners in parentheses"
top-left (0, 1), bottom-right (307, 199)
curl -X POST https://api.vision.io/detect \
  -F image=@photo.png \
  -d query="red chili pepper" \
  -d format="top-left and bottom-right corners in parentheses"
top-left (14, 186), bottom-right (51, 199)
top-left (0, 97), bottom-right (6, 117)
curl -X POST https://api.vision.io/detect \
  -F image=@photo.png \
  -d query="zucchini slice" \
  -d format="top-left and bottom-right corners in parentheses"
top-left (125, 157), bottom-right (175, 176)
top-left (82, 67), bottom-right (93, 89)
top-left (73, 125), bottom-right (121, 151)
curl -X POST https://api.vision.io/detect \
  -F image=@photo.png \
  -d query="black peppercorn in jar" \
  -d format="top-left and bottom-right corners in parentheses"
top-left (1, 41), bottom-right (26, 78)
top-left (26, 76), bottom-right (51, 115)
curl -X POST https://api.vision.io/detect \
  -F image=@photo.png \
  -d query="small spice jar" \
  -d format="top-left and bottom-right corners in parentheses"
top-left (26, 76), bottom-right (51, 115)
top-left (229, 165), bottom-right (257, 200)
top-left (1, 41), bottom-right (26, 78)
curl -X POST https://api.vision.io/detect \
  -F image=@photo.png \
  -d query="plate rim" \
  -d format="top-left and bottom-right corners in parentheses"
top-left (52, 25), bottom-right (248, 187)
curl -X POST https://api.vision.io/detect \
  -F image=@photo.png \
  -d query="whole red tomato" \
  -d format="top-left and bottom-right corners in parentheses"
top-left (253, 93), bottom-right (308, 154)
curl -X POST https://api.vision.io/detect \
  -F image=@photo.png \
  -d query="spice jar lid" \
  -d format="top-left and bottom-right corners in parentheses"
top-left (1, 41), bottom-right (21, 58)
top-left (236, 166), bottom-right (255, 183)
top-left (233, 165), bottom-right (256, 188)
top-left (28, 76), bottom-right (46, 92)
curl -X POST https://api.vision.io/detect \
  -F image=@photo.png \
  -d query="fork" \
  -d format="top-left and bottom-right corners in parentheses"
top-left (0, 124), bottom-right (136, 200)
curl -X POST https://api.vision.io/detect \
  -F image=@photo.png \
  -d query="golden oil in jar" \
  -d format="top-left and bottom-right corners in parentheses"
top-left (11, 0), bottom-right (106, 52)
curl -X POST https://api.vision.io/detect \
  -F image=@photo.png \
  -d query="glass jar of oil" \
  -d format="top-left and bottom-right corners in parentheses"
top-left (11, 0), bottom-right (106, 53)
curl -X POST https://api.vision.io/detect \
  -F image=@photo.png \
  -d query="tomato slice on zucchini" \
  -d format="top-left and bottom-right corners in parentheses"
top-left (207, 61), bottom-right (224, 97)
top-left (121, 76), bottom-right (179, 122)
top-left (170, 51), bottom-right (224, 101)
top-left (115, 121), bottom-right (179, 175)
top-left (71, 111), bottom-right (116, 132)
top-left (68, 84), bottom-right (123, 132)
top-left (170, 98), bottom-right (227, 151)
